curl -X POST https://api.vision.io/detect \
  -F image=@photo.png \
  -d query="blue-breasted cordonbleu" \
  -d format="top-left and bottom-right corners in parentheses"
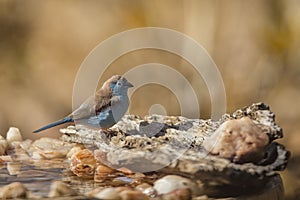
top-left (33, 75), bottom-right (133, 133)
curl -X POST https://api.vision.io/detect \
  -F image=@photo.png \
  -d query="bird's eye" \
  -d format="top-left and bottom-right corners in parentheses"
top-left (110, 83), bottom-right (116, 89)
top-left (117, 82), bottom-right (121, 86)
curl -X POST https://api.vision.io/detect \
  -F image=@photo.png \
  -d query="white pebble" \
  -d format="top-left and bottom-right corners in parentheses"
top-left (153, 175), bottom-right (202, 196)
top-left (6, 127), bottom-right (23, 148)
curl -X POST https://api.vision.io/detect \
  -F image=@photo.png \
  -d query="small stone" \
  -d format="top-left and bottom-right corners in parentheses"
top-left (85, 187), bottom-right (104, 197)
top-left (96, 164), bottom-right (116, 174)
top-left (31, 151), bottom-right (46, 159)
top-left (114, 187), bottom-right (133, 193)
top-left (0, 135), bottom-right (8, 155)
top-left (94, 164), bottom-right (117, 182)
top-left (133, 172), bottom-right (146, 178)
top-left (7, 162), bottom-right (21, 175)
top-left (154, 175), bottom-right (202, 196)
top-left (9, 141), bottom-right (22, 149)
top-left (135, 183), bottom-right (157, 197)
top-left (70, 149), bottom-right (96, 178)
top-left (119, 189), bottom-right (149, 200)
top-left (0, 155), bottom-right (12, 162)
top-left (161, 188), bottom-right (192, 200)
top-left (19, 139), bottom-right (32, 151)
top-left (48, 181), bottom-right (77, 197)
top-left (117, 167), bottom-right (134, 174)
top-left (112, 177), bottom-right (134, 186)
top-left (28, 137), bottom-right (74, 159)
top-left (67, 146), bottom-right (83, 158)
top-left (0, 182), bottom-right (27, 199)
top-left (92, 187), bottom-right (121, 200)
top-left (6, 127), bottom-right (22, 148)
top-left (203, 117), bottom-right (269, 163)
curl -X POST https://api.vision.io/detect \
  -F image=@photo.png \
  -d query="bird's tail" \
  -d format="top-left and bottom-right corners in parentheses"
top-left (33, 117), bottom-right (73, 133)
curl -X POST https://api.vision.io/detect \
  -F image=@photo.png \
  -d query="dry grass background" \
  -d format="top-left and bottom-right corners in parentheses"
top-left (0, 0), bottom-right (299, 199)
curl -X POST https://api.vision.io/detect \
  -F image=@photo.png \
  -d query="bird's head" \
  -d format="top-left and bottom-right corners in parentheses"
top-left (104, 75), bottom-right (133, 95)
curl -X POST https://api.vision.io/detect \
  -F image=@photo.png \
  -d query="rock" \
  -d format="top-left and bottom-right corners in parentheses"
top-left (0, 135), bottom-right (7, 155)
top-left (61, 103), bottom-right (290, 197)
top-left (117, 167), bottom-right (134, 174)
top-left (112, 177), bottom-right (134, 186)
top-left (96, 164), bottom-right (116, 174)
top-left (67, 145), bottom-right (83, 158)
top-left (119, 189), bottom-right (149, 200)
top-left (203, 117), bottom-right (269, 163)
top-left (0, 155), bottom-right (12, 162)
top-left (70, 149), bottom-right (96, 178)
top-left (91, 187), bottom-right (121, 200)
top-left (28, 137), bottom-right (74, 159)
top-left (6, 127), bottom-right (22, 148)
top-left (94, 163), bottom-right (117, 182)
top-left (0, 182), bottom-right (27, 199)
top-left (135, 183), bottom-right (157, 197)
top-left (19, 139), bottom-right (32, 151)
top-left (7, 162), bottom-right (21, 175)
top-left (85, 187), bottom-right (104, 197)
top-left (161, 188), bottom-right (192, 200)
top-left (154, 175), bottom-right (202, 196)
top-left (48, 181), bottom-right (77, 197)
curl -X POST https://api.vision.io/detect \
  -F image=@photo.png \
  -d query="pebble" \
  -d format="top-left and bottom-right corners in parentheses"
top-left (67, 145), bottom-right (83, 158)
top-left (28, 137), bottom-right (74, 159)
top-left (0, 182), bottom-right (27, 199)
top-left (119, 189), bottom-right (149, 200)
top-left (153, 175), bottom-right (202, 196)
top-left (161, 188), bottom-right (192, 200)
top-left (203, 117), bottom-right (269, 163)
top-left (6, 127), bottom-right (22, 148)
top-left (19, 139), bottom-right (32, 151)
top-left (117, 167), bottom-right (134, 174)
top-left (0, 135), bottom-right (7, 155)
top-left (95, 163), bottom-right (117, 182)
top-left (7, 162), bottom-right (21, 175)
top-left (70, 149), bottom-right (96, 178)
top-left (135, 183), bottom-right (157, 197)
top-left (92, 187), bottom-right (121, 200)
top-left (96, 164), bottom-right (116, 174)
top-left (112, 177), bottom-right (134, 186)
top-left (48, 181), bottom-right (77, 197)
top-left (0, 155), bottom-right (12, 162)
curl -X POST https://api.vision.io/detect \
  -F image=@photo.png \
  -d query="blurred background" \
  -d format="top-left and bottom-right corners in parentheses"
top-left (0, 0), bottom-right (299, 199)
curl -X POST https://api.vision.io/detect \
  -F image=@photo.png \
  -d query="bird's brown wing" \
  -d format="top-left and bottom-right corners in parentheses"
top-left (70, 88), bottom-right (112, 120)
top-left (94, 88), bottom-right (113, 115)
top-left (70, 75), bottom-right (121, 120)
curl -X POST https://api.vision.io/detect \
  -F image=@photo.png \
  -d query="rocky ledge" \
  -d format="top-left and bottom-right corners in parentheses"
top-left (61, 102), bottom-right (290, 197)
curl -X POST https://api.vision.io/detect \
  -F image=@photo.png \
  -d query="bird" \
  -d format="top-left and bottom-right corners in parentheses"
top-left (33, 75), bottom-right (133, 133)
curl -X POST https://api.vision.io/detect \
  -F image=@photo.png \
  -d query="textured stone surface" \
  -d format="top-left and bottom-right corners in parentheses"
top-left (60, 103), bottom-right (290, 196)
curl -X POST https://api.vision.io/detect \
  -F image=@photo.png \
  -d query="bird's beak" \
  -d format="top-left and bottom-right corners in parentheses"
top-left (121, 77), bottom-right (134, 88)
top-left (125, 82), bottom-right (134, 88)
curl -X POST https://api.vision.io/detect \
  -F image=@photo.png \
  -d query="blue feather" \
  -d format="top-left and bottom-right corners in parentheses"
top-left (87, 109), bottom-right (116, 128)
top-left (33, 117), bottom-right (73, 133)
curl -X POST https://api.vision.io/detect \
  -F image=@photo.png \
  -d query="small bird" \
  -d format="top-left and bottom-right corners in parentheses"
top-left (33, 75), bottom-right (133, 133)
